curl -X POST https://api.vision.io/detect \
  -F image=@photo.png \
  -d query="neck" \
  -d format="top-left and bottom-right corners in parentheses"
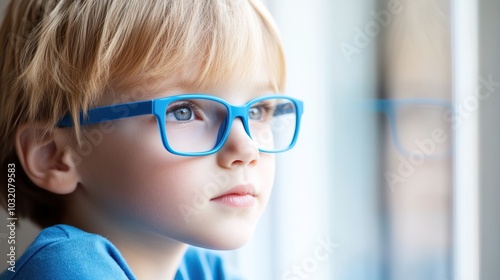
top-left (62, 192), bottom-right (188, 280)
top-left (105, 226), bottom-right (188, 280)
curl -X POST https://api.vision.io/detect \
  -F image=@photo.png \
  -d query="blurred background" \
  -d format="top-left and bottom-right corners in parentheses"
top-left (1, 0), bottom-right (500, 279)
top-left (230, 0), bottom-right (499, 279)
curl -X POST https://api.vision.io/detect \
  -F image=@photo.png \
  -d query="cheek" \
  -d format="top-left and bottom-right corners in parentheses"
top-left (74, 119), bottom-right (196, 224)
top-left (73, 118), bottom-right (277, 245)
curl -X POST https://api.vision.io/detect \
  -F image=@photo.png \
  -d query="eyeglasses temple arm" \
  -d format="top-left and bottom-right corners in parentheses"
top-left (57, 100), bottom-right (154, 127)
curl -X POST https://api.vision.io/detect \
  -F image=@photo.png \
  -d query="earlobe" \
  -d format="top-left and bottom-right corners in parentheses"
top-left (15, 124), bottom-right (80, 195)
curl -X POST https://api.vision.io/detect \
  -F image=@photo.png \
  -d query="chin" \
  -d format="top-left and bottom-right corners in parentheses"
top-left (206, 236), bottom-right (252, 250)
top-left (185, 222), bottom-right (258, 250)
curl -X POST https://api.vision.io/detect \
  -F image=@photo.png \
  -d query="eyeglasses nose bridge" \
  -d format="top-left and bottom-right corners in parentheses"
top-left (224, 105), bottom-right (252, 138)
top-left (215, 106), bottom-right (252, 151)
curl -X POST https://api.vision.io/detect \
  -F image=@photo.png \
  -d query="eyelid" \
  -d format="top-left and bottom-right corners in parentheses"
top-left (166, 100), bottom-right (204, 121)
top-left (167, 100), bottom-right (195, 109)
top-left (252, 101), bottom-right (275, 112)
top-left (167, 100), bottom-right (202, 113)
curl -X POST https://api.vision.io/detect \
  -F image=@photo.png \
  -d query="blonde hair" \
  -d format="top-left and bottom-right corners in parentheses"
top-left (0, 0), bottom-right (285, 228)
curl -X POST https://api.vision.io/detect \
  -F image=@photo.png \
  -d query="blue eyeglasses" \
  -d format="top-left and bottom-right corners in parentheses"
top-left (374, 98), bottom-right (453, 158)
top-left (58, 94), bottom-right (304, 156)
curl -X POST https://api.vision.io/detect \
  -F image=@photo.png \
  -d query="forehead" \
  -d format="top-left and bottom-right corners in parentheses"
top-left (107, 47), bottom-right (279, 104)
top-left (105, 63), bottom-right (275, 106)
top-left (104, 0), bottom-right (284, 103)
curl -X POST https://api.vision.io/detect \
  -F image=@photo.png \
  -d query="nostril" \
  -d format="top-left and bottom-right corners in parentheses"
top-left (231, 158), bottom-right (258, 168)
top-left (216, 127), bottom-right (260, 168)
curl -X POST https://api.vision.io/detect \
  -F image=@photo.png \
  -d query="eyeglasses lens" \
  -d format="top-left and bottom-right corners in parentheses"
top-left (163, 98), bottom-right (298, 153)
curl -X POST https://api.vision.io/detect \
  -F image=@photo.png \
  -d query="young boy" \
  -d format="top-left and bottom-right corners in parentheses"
top-left (0, 0), bottom-right (302, 279)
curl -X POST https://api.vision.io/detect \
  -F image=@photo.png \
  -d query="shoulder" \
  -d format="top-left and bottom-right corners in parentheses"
top-left (175, 247), bottom-right (245, 280)
top-left (0, 224), bottom-right (134, 280)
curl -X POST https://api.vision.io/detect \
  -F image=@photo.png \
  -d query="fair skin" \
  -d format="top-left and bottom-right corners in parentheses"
top-left (16, 63), bottom-right (277, 279)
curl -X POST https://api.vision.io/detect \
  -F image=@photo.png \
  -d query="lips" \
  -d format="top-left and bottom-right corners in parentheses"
top-left (210, 185), bottom-right (256, 207)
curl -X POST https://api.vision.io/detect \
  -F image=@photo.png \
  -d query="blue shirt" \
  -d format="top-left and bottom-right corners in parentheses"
top-left (0, 225), bottom-right (242, 280)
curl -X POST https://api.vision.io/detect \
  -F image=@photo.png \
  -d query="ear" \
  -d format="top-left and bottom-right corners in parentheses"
top-left (15, 124), bottom-right (80, 195)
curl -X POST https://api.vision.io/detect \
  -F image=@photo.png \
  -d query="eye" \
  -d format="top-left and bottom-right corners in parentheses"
top-left (249, 102), bottom-right (274, 121)
top-left (172, 106), bottom-right (193, 121)
top-left (166, 102), bottom-right (198, 122)
top-left (249, 106), bottom-right (263, 120)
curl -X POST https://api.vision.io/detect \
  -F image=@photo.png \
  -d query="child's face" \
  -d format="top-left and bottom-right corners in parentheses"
top-left (70, 64), bottom-right (276, 249)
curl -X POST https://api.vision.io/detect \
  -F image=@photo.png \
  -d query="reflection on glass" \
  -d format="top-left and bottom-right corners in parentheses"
top-left (375, 99), bottom-right (453, 158)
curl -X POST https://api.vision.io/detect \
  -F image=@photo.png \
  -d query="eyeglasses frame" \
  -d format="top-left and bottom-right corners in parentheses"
top-left (374, 98), bottom-right (453, 158)
top-left (57, 94), bottom-right (304, 156)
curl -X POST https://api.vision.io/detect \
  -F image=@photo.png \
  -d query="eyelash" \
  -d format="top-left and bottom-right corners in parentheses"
top-left (166, 101), bottom-right (202, 120)
top-left (166, 100), bottom-right (276, 122)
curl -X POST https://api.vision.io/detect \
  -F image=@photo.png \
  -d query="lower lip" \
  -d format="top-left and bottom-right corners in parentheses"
top-left (211, 194), bottom-right (256, 207)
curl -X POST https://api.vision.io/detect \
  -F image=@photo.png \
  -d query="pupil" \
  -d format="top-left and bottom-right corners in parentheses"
top-left (174, 107), bottom-right (192, 120)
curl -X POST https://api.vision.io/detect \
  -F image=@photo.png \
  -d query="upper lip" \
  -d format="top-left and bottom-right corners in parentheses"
top-left (211, 184), bottom-right (256, 200)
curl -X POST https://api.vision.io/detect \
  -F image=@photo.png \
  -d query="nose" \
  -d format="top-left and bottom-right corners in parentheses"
top-left (216, 118), bottom-right (259, 168)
